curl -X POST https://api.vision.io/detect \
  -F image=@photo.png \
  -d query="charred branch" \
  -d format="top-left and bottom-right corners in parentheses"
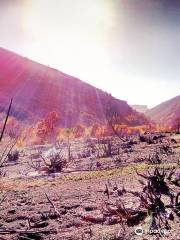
top-left (0, 99), bottom-right (13, 142)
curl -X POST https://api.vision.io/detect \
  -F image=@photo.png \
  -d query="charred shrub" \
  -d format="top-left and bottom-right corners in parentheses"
top-left (7, 150), bottom-right (19, 162)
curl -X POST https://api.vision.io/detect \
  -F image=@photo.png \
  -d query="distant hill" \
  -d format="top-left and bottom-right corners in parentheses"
top-left (131, 105), bottom-right (148, 113)
top-left (0, 48), bottom-right (149, 127)
top-left (145, 96), bottom-right (180, 127)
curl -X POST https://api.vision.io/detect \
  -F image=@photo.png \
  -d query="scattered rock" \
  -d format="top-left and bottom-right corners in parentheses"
top-left (18, 232), bottom-right (43, 240)
top-left (32, 221), bottom-right (49, 228)
top-left (8, 209), bottom-right (16, 214)
top-left (5, 216), bottom-right (17, 223)
top-left (60, 209), bottom-right (67, 215)
top-left (84, 204), bottom-right (96, 212)
top-left (81, 212), bottom-right (105, 223)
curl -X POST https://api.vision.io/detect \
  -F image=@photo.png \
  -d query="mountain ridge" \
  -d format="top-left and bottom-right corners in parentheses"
top-left (145, 95), bottom-right (180, 127)
top-left (0, 47), bottom-right (149, 128)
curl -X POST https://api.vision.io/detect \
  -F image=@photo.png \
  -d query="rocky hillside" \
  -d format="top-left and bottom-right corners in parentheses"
top-left (146, 95), bottom-right (180, 127)
top-left (0, 48), bottom-right (148, 127)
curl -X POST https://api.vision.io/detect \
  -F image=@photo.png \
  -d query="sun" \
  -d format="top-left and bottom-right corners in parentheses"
top-left (21, 0), bottom-right (114, 74)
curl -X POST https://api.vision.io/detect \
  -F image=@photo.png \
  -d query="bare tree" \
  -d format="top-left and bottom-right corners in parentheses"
top-left (175, 117), bottom-right (180, 134)
top-left (0, 99), bottom-right (20, 167)
top-left (64, 128), bottom-right (72, 161)
top-left (106, 107), bottom-right (126, 142)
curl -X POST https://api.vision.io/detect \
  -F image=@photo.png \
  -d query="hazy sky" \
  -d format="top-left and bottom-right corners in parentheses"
top-left (0, 0), bottom-right (179, 108)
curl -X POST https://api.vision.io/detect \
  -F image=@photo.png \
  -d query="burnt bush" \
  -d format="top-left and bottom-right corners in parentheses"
top-left (147, 152), bottom-right (162, 165)
top-left (7, 150), bottom-right (19, 162)
top-left (139, 135), bottom-right (154, 144)
top-left (159, 145), bottom-right (173, 155)
top-left (29, 148), bottom-right (67, 174)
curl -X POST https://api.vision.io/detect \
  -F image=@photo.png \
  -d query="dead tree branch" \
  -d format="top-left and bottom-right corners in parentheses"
top-left (0, 99), bottom-right (13, 142)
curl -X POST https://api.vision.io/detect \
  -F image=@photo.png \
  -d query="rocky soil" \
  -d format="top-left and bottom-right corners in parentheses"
top-left (0, 133), bottom-right (179, 240)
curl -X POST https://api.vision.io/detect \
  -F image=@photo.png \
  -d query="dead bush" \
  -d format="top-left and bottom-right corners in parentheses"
top-left (0, 138), bottom-right (18, 167)
top-left (147, 152), bottom-right (162, 165)
top-left (159, 145), bottom-right (173, 155)
top-left (41, 149), bottom-right (67, 173)
top-left (7, 150), bottom-right (19, 162)
top-left (29, 148), bottom-right (67, 174)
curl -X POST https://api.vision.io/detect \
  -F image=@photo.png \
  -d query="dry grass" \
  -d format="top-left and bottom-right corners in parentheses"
top-left (0, 162), bottom-right (177, 193)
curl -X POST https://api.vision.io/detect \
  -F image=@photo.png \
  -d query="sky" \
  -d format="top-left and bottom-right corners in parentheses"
top-left (0, 0), bottom-right (179, 108)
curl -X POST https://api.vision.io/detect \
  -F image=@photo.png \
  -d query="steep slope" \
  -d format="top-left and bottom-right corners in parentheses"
top-left (146, 96), bottom-right (180, 127)
top-left (0, 48), bottom-right (148, 127)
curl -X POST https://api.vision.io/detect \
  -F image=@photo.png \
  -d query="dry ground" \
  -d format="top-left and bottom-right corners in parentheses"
top-left (0, 133), bottom-right (179, 240)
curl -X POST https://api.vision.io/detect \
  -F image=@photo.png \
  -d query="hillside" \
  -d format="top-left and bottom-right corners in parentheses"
top-left (0, 48), bottom-right (148, 127)
top-left (146, 95), bottom-right (180, 127)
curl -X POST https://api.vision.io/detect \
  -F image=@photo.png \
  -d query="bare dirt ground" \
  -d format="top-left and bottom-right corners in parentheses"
top-left (0, 133), bottom-right (179, 240)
